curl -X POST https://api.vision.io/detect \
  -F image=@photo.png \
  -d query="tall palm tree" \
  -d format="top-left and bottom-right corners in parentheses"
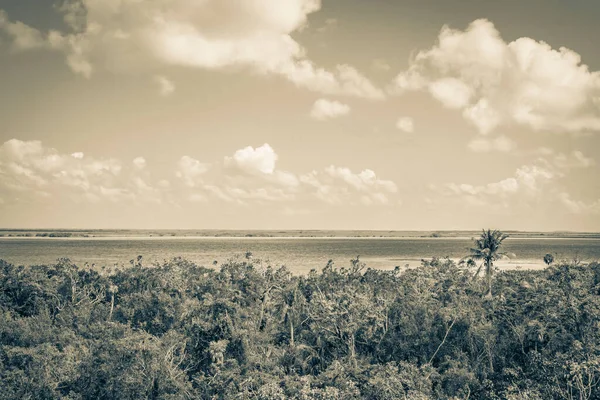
top-left (466, 229), bottom-right (509, 297)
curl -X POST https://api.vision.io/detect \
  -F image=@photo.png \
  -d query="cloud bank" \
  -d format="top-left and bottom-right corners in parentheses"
top-left (0, 140), bottom-right (399, 209)
top-left (432, 150), bottom-right (598, 214)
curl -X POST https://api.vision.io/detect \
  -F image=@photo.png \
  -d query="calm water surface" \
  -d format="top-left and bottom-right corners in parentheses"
top-left (1, 237), bottom-right (599, 274)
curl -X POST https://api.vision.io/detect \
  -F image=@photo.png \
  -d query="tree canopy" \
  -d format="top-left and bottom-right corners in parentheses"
top-left (1, 254), bottom-right (599, 399)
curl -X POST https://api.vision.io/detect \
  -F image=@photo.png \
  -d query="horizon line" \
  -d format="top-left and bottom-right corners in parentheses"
top-left (1, 228), bottom-right (599, 234)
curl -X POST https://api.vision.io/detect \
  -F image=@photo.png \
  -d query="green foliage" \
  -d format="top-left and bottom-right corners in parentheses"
top-left (1, 255), bottom-right (599, 399)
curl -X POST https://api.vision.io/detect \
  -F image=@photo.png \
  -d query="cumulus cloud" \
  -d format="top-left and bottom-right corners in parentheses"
top-left (427, 78), bottom-right (474, 110)
top-left (225, 144), bottom-right (278, 175)
top-left (310, 99), bottom-right (350, 120)
top-left (396, 117), bottom-right (415, 133)
top-left (391, 19), bottom-right (600, 134)
top-left (0, 1), bottom-right (384, 99)
top-left (467, 135), bottom-right (516, 153)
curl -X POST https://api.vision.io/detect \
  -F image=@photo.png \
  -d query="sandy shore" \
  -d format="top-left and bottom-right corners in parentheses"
top-left (346, 255), bottom-right (550, 271)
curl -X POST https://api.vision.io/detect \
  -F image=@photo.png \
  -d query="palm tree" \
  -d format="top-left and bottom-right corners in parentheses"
top-left (466, 229), bottom-right (509, 297)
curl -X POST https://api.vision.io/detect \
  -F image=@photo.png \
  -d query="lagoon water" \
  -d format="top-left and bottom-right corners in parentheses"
top-left (1, 237), bottom-right (599, 274)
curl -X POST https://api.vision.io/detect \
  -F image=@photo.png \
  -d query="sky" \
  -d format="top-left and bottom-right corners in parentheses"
top-left (0, 0), bottom-right (599, 231)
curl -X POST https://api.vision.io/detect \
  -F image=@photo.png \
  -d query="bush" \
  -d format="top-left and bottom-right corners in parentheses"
top-left (0, 257), bottom-right (599, 399)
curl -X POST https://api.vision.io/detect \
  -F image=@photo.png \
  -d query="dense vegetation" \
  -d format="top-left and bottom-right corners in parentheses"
top-left (1, 251), bottom-right (600, 399)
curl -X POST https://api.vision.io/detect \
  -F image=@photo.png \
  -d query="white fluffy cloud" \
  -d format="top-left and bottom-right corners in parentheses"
top-left (427, 78), bottom-right (474, 110)
top-left (310, 99), bottom-right (351, 120)
top-left (392, 19), bottom-right (600, 134)
top-left (0, 1), bottom-right (383, 99)
top-left (225, 144), bottom-right (278, 175)
top-left (396, 117), bottom-right (414, 133)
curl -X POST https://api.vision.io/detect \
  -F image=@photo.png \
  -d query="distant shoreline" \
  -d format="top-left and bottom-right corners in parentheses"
top-left (1, 235), bottom-right (600, 241)
top-left (1, 229), bottom-right (599, 240)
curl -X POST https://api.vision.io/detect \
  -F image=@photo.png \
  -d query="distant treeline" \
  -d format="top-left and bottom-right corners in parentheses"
top-left (1, 256), bottom-right (599, 399)
top-left (0, 232), bottom-right (79, 238)
top-left (1, 229), bottom-right (599, 239)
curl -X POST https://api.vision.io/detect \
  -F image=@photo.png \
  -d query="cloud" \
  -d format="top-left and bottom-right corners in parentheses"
top-left (176, 156), bottom-right (210, 187)
top-left (391, 19), bottom-right (600, 134)
top-left (310, 99), bottom-right (350, 120)
top-left (133, 157), bottom-right (147, 169)
top-left (372, 58), bottom-right (391, 72)
top-left (396, 117), bottom-right (415, 133)
top-left (154, 76), bottom-right (175, 96)
top-left (220, 144), bottom-right (301, 201)
top-left (558, 192), bottom-right (600, 215)
top-left (225, 144), bottom-right (278, 175)
top-left (0, 139), bottom-right (401, 210)
top-left (0, 10), bottom-right (47, 51)
top-left (0, 1), bottom-right (384, 99)
top-left (325, 166), bottom-right (398, 193)
top-left (316, 18), bottom-right (338, 33)
top-left (551, 150), bottom-right (595, 169)
top-left (280, 63), bottom-right (384, 99)
top-left (433, 150), bottom-right (596, 213)
top-left (0, 139), bottom-right (160, 203)
top-left (300, 166), bottom-right (398, 205)
top-left (427, 78), bottom-right (473, 109)
top-left (468, 135), bottom-right (515, 153)
top-left (178, 144), bottom-right (399, 206)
